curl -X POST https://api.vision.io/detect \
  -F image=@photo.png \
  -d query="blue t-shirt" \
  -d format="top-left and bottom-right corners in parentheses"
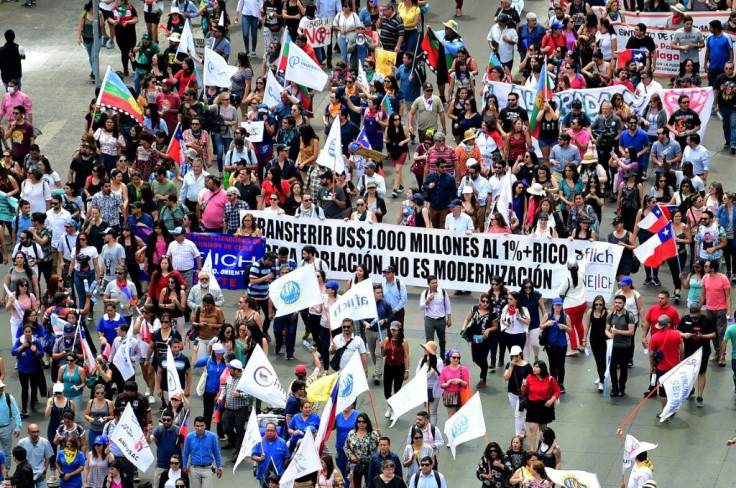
top-left (284, 395), bottom-right (301, 418)
top-left (619, 129), bottom-right (650, 167)
top-left (96, 315), bottom-right (128, 346)
top-left (335, 410), bottom-right (360, 449)
top-left (707, 34), bottom-right (733, 69)
top-left (252, 437), bottom-right (291, 480)
top-left (153, 426), bottom-right (183, 468)
top-left (0, 451), bottom-right (5, 482)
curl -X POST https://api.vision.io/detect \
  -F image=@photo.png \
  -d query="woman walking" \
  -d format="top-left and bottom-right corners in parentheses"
top-left (439, 349), bottom-right (469, 418)
top-left (381, 321), bottom-right (410, 418)
top-left (503, 345), bottom-right (532, 439)
top-left (539, 298), bottom-right (571, 393)
top-left (460, 293), bottom-right (497, 388)
top-left (520, 361), bottom-right (560, 453)
top-left (558, 254), bottom-right (587, 356)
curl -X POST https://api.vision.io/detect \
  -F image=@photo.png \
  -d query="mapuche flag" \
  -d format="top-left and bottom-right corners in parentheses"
top-left (96, 66), bottom-right (144, 123)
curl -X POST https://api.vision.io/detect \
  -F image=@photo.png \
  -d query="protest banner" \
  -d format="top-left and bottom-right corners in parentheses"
top-left (252, 212), bottom-right (623, 301)
top-left (241, 120), bottom-right (265, 143)
top-left (285, 43), bottom-right (328, 91)
top-left (302, 17), bottom-right (333, 47)
top-left (387, 366), bottom-right (428, 427)
top-left (328, 279), bottom-right (378, 330)
top-left (375, 48), bottom-right (397, 77)
top-left (110, 403), bottom-right (155, 472)
top-left (134, 228), bottom-right (265, 290)
top-left (635, 87), bottom-right (713, 139)
top-left (165, 345), bottom-right (183, 399)
top-left (547, 469), bottom-right (602, 488)
top-left (203, 47), bottom-right (238, 88)
top-left (659, 348), bottom-right (702, 422)
top-left (594, 8), bottom-right (729, 29)
top-left (234, 406), bottom-right (261, 472)
top-left (622, 435), bottom-right (658, 474)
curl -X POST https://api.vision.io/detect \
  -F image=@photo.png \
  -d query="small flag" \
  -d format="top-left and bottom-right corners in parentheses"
top-left (95, 66), bottom-right (144, 123)
top-left (634, 224), bottom-right (678, 268)
top-left (278, 30), bottom-right (292, 72)
top-left (638, 204), bottom-right (669, 233)
top-left (380, 93), bottom-right (393, 116)
top-left (356, 128), bottom-right (371, 149)
top-left (617, 49), bottom-right (647, 70)
top-left (530, 57), bottom-right (552, 139)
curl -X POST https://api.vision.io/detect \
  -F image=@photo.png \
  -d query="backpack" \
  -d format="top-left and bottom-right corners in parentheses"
top-left (621, 184), bottom-right (640, 211)
top-left (412, 469), bottom-right (441, 488)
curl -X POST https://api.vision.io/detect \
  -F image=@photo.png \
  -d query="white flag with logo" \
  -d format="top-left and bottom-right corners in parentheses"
top-left (316, 117), bottom-right (344, 174)
top-left (200, 252), bottom-right (221, 291)
top-left (284, 42), bottom-right (328, 91)
top-left (387, 365), bottom-right (427, 427)
top-left (659, 347), bottom-right (702, 422)
top-left (622, 435), bottom-right (658, 474)
top-left (110, 403), bottom-right (155, 471)
top-left (335, 350), bottom-right (370, 413)
top-left (166, 345), bottom-right (183, 399)
top-left (177, 20), bottom-right (196, 56)
top-left (546, 469), bottom-right (601, 488)
top-left (264, 70), bottom-right (285, 108)
top-left (112, 336), bottom-right (136, 381)
top-left (279, 430), bottom-right (322, 488)
top-left (328, 279), bottom-right (377, 330)
top-left (237, 344), bottom-right (288, 407)
top-left (234, 406), bottom-right (261, 472)
top-left (443, 392), bottom-right (486, 459)
top-left (270, 265), bottom-right (323, 318)
top-left (203, 47), bottom-right (238, 88)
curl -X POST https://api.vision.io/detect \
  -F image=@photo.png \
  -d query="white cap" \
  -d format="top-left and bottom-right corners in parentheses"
top-left (509, 345), bottom-right (523, 357)
top-left (462, 185), bottom-right (473, 194)
top-left (53, 383), bottom-right (64, 393)
top-left (526, 12), bottom-right (537, 19)
top-left (229, 359), bottom-right (244, 370)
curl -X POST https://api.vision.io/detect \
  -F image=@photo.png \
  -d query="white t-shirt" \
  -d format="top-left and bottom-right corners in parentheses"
top-left (73, 245), bottom-right (99, 272)
top-left (20, 180), bottom-right (51, 214)
top-left (487, 25), bottom-right (518, 63)
top-left (332, 12), bottom-right (360, 40)
top-left (332, 334), bottom-right (367, 370)
top-left (595, 31), bottom-right (616, 61)
top-left (12, 242), bottom-right (44, 275)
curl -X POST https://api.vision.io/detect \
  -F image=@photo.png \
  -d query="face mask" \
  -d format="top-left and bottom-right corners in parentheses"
top-left (8, 88), bottom-right (15, 95)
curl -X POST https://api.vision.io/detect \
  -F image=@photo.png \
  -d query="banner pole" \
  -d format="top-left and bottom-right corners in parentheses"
top-left (367, 390), bottom-right (381, 428)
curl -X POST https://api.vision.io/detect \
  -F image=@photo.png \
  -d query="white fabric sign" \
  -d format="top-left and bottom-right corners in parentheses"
top-left (240, 120), bottom-right (265, 143)
top-left (284, 43), bottom-right (328, 91)
top-left (659, 348), bottom-right (702, 422)
top-left (279, 431), bottom-right (322, 488)
top-left (443, 392), bottom-right (486, 459)
top-left (252, 212), bottom-right (624, 301)
top-left (264, 70), bottom-right (285, 109)
top-left (110, 403), bottom-right (155, 472)
top-left (237, 344), bottom-right (288, 407)
top-left (334, 351), bottom-right (370, 413)
top-left (328, 279), bottom-right (378, 330)
top-left (203, 47), bottom-right (238, 88)
top-left (177, 21), bottom-right (196, 57)
top-left (234, 406), bottom-right (261, 472)
top-left (603, 339), bottom-right (613, 396)
top-left (317, 117), bottom-right (345, 174)
top-left (387, 366), bottom-right (428, 428)
top-left (166, 345), bottom-right (183, 399)
top-left (623, 435), bottom-right (658, 474)
top-left (593, 8), bottom-right (729, 28)
top-left (112, 337), bottom-right (136, 381)
top-left (270, 265), bottom-right (323, 318)
top-left (547, 469), bottom-right (602, 488)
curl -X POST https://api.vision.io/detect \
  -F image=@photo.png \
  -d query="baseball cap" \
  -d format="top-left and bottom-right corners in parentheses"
top-left (171, 227), bottom-right (185, 236)
top-left (655, 316), bottom-right (670, 329)
top-left (365, 162), bottom-right (377, 170)
top-left (228, 359), bottom-right (244, 369)
top-left (325, 280), bottom-right (339, 291)
top-left (449, 199), bottom-right (462, 207)
top-left (618, 276), bottom-right (633, 286)
top-left (389, 321), bottom-right (401, 330)
top-left (212, 343), bottom-right (226, 354)
top-left (509, 345), bottom-right (523, 357)
top-left (422, 82), bottom-right (434, 91)
top-left (227, 187), bottom-right (240, 196)
top-left (552, 297), bottom-right (563, 306)
top-left (94, 435), bottom-right (108, 446)
top-left (295, 365), bottom-right (307, 376)
top-left (383, 265), bottom-right (396, 273)
top-left (65, 219), bottom-right (78, 229)
top-left (689, 304), bottom-right (701, 313)
top-left (104, 227), bottom-right (118, 236)
top-left (411, 194), bottom-right (424, 205)
top-left (53, 383), bottom-right (64, 393)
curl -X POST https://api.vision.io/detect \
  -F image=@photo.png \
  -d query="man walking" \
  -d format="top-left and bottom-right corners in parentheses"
top-left (0, 381), bottom-right (22, 469)
top-left (382, 266), bottom-right (407, 326)
top-left (699, 259), bottom-right (732, 364)
top-left (679, 305), bottom-right (716, 407)
top-left (148, 410), bottom-right (183, 488)
top-left (218, 359), bottom-right (251, 463)
top-left (408, 456), bottom-right (448, 488)
top-left (16, 425), bottom-right (53, 488)
top-left (419, 276), bottom-right (452, 360)
top-left (182, 416), bottom-right (223, 488)
top-left (649, 316), bottom-right (684, 416)
top-left (251, 423), bottom-right (290, 488)
top-left (366, 437), bottom-right (402, 484)
top-left (713, 61), bottom-right (736, 153)
top-left (605, 295), bottom-right (636, 397)
top-left (167, 227), bottom-right (202, 289)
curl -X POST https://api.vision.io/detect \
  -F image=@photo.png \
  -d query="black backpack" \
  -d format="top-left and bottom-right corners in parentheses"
top-left (412, 470), bottom-right (441, 488)
top-left (621, 184), bottom-right (640, 211)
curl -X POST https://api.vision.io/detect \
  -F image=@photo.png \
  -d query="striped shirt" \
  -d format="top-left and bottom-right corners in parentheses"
top-left (247, 259), bottom-right (272, 300)
top-left (379, 14), bottom-right (405, 51)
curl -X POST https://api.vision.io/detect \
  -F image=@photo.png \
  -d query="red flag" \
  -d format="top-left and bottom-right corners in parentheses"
top-left (166, 123), bottom-right (185, 164)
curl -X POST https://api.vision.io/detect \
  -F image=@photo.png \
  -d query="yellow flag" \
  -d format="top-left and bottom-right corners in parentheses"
top-left (375, 49), bottom-right (397, 78)
top-left (307, 373), bottom-right (338, 403)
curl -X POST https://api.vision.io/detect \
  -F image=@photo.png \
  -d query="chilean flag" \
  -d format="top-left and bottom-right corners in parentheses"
top-left (314, 380), bottom-right (339, 455)
top-left (166, 123), bottom-right (185, 164)
top-left (638, 205), bottom-right (669, 233)
top-left (356, 128), bottom-right (371, 149)
top-left (617, 49), bottom-right (647, 70)
top-left (658, 204), bottom-right (680, 221)
top-left (634, 224), bottom-right (678, 268)
top-left (77, 323), bottom-right (97, 372)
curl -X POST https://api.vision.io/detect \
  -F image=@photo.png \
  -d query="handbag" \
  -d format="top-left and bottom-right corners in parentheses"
top-left (196, 358), bottom-right (209, 396)
top-left (330, 337), bottom-right (354, 371)
top-left (352, 459), bottom-right (369, 476)
top-left (459, 367), bottom-right (473, 406)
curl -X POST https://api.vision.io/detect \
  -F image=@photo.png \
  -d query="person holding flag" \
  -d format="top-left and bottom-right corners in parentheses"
top-left (251, 422), bottom-right (290, 488)
top-left (648, 316), bottom-right (684, 416)
top-left (678, 305), bottom-right (716, 407)
top-left (148, 409), bottom-right (184, 488)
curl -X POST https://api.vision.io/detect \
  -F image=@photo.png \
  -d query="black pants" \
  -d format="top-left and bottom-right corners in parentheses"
top-left (18, 371), bottom-right (39, 411)
top-left (307, 313), bottom-right (322, 352)
top-left (128, 264), bottom-right (142, 299)
top-left (222, 407), bottom-right (249, 450)
top-left (383, 364), bottom-right (405, 399)
top-left (590, 340), bottom-right (607, 383)
top-left (471, 340), bottom-right (491, 381)
top-left (610, 346), bottom-right (631, 393)
top-left (502, 332), bottom-right (526, 367)
top-left (256, 299), bottom-right (271, 334)
top-left (114, 26), bottom-right (136, 73)
top-left (545, 344), bottom-right (567, 387)
top-left (38, 260), bottom-right (52, 287)
top-left (203, 391), bottom-right (217, 431)
top-left (725, 238), bottom-right (736, 275)
top-left (488, 329), bottom-right (502, 367)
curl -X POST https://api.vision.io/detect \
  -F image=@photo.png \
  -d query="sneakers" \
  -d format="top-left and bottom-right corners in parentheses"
top-left (47, 476), bottom-right (59, 486)
top-left (398, 185), bottom-right (405, 193)
top-left (391, 189), bottom-right (399, 198)
top-left (652, 278), bottom-right (662, 286)
top-left (148, 395), bottom-right (155, 404)
top-left (559, 385), bottom-right (566, 394)
top-left (709, 353), bottom-right (719, 362)
top-left (643, 278), bottom-right (653, 286)
top-left (144, 388), bottom-right (150, 396)
top-left (384, 406), bottom-right (393, 418)
top-left (476, 380), bottom-right (487, 389)
top-left (594, 378), bottom-right (600, 385)
top-left (20, 410), bottom-right (28, 419)
top-left (673, 294), bottom-right (680, 305)
top-left (219, 435), bottom-right (228, 441)
top-left (285, 355), bottom-right (295, 360)
top-left (597, 383), bottom-right (604, 392)
top-left (106, 40), bottom-right (115, 49)
top-left (696, 396), bottom-right (704, 407)
top-left (373, 376), bottom-right (380, 386)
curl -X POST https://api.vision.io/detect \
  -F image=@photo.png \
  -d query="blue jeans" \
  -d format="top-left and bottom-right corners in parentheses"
top-left (134, 71), bottom-right (144, 96)
top-left (720, 105), bottom-right (736, 146)
top-left (336, 36), bottom-right (349, 64)
top-left (241, 14), bottom-right (259, 53)
top-left (273, 314), bottom-right (298, 356)
top-left (211, 134), bottom-right (232, 173)
top-left (74, 269), bottom-right (96, 319)
top-left (82, 40), bottom-right (95, 73)
top-left (404, 29), bottom-right (419, 56)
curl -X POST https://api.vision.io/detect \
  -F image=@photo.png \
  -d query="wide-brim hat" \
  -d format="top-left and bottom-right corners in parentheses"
top-left (421, 341), bottom-right (438, 355)
top-left (462, 129), bottom-right (477, 143)
top-left (527, 182), bottom-right (546, 196)
top-left (443, 19), bottom-right (459, 33)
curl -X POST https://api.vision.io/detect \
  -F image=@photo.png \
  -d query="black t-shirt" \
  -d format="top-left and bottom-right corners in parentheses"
top-left (714, 73), bottom-right (736, 109)
top-left (264, 0), bottom-right (284, 31)
top-left (678, 314), bottom-right (715, 354)
top-left (493, 6), bottom-right (520, 29)
top-left (115, 393), bottom-right (151, 427)
top-left (158, 351), bottom-right (191, 390)
top-left (320, 184), bottom-right (347, 219)
top-left (70, 155), bottom-right (98, 192)
top-left (625, 35), bottom-right (656, 55)
top-left (236, 181), bottom-right (261, 210)
top-left (506, 362), bottom-right (533, 395)
top-left (499, 106), bottom-right (529, 133)
top-left (667, 109), bottom-right (701, 139)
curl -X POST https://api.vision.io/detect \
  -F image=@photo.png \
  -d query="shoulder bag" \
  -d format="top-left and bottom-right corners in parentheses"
top-left (459, 366), bottom-right (473, 406)
top-left (330, 337), bottom-right (354, 371)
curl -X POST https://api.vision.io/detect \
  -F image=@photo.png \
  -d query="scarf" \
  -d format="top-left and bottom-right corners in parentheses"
top-left (191, 128), bottom-right (202, 139)
top-left (300, 204), bottom-right (316, 218)
top-left (64, 449), bottom-right (78, 465)
top-left (357, 210), bottom-right (368, 221)
top-left (672, 13), bottom-right (684, 24)
top-left (637, 459), bottom-right (654, 472)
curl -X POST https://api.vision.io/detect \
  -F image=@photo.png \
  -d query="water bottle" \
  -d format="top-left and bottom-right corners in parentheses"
top-left (89, 281), bottom-right (98, 304)
top-left (650, 372), bottom-right (657, 387)
top-left (729, 315), bottom-right (734, 325)
top-left (302, 340), bottom-right (312, 351)
top-left (83, 278), bottom-right (89, 293)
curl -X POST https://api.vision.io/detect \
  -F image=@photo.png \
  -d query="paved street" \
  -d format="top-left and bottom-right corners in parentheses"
top-left (2, 0), bottom-right (736, 486)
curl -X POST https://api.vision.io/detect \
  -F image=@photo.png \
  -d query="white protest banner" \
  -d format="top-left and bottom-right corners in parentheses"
top-left (237, 344), bottom-right (288, 407)
top-left (203, 47), bottom-right (238, 88)
top-left (165, 345), bottom-right (183, 399)
top-left (622, 435), bottom-right (658, 474)
top-left (387, 366), bottom-right (428, 427)
top-left (240, 120), bottom-right (265, 143)
top-left (328, 279), bottom-right (378, 330)
top-left (264, 70), bottom-right (285, 108)
top-left (443, 392), bottom-right (486, 458)
top-left (335, 351), bottom-right (370, 413)
top-left (511, 0), bottom-right (524, 14)
top-left (594, 8), bottom-right (729, 29)
top-left (635, 87), bottom-right (713, 139)
top-left (317, 117), bottom-right (345, 174)
top-left (279, 431), bottom-right (322, 488)
top-left (270, 265), bottom-right (323, 317)
top-left (234, 406), bottom-right (261, 472)
top-left (302, 17), bottom-right (333, 48)
top-left (252, 212), bottom-right (623, 300)
top-left (112, 336), bottom-right (136, 381)
top-left (659, 347), bottom-right (702, 422)
top-left (110, 403), bottom-right (155, 471)
top-left (285, 42), bottom-right (328, 91)
top-left (546, 469), bottom-right (601, 488)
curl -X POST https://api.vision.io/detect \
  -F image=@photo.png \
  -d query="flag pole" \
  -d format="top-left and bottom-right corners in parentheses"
top-left (178, 409), bottom-right (190, 437)
top-left (367, 390), bottom-right (381, 428)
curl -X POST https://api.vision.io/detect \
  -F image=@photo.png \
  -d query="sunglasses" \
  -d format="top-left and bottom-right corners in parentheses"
top-left (451, 356), bottom-right (460, 359)
top-left (420, 463), bottom-right (431, 467)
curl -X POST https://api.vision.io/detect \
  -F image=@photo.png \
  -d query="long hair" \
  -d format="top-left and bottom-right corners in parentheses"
top-left (419, 351), bottom-right (439, 376)
top-left (508, 291), bottom-right (528, 319)
top-left (268, 166), bottom-right (287, 199)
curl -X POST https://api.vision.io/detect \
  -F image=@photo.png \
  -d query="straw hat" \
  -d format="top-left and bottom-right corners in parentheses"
top-left (443, 20), bottom-right (459, 33)
top-left (462, 129), bottom-right (477, 143)
top-left (581, 152), bottom-right (598, 164)
top-left (421, 341), bottom-right (439, 355)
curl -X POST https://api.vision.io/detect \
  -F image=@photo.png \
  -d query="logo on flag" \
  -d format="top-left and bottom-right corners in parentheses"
top-left (270, 266), bottom-right (323, 317)
top-left (338, 374), bottom-right (354, 397)
top-left (237, 345), bottom-right (288, 407)
top-left (280, 281), bottom-right (302, 305)
top-left (328, 280), bottom-right (377, 329)
top-left (254, 366), bottom-right (279, 387)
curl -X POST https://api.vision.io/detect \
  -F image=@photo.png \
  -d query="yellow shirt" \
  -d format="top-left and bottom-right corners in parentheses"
top-left (397, 3), bottom-right (420, 31)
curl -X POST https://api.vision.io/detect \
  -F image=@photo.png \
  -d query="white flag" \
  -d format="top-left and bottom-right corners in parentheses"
top-left (622, 435), bottom-right (658, 474)
top-left (237, 344), bottom-right (288, 407)
top-left (494, 170), bottom-right (514, 218)
top-left (546, 469), bottom-right (601, 488)
top-left (200, 252), bottom-right (221, 291)
top-left (357, 61), bottom-right (369, 88)
top-left (218, 11), bottom-right (225, 26)
top-left (270, 265), bottom-right (323, 318)
top-left (279, 430), bottom-right (322, 488)
top-left (328, 279), bottom-right (376, 330)
top-left (204, 47), bottom-right (238, 88)
top-left (264, 69), bottom-right (284, 109)
top-left (334, 351), bottom-right (370, 413)
top-left (284, 42), bottom-right (328, 91)
top-left (112, 335), bottom-right (136, 381)
top-left (659, 347), bottom-right (702, 422)
top-left (316, 117), bottom-right (345, 175)
top-left (602, 339), bottom-right (613, 396)
top-left (177, 20), bottom-right (196, 56)
top-left (165, 345), bottom-right (183, 399)
top-left (387, 366), bottom-right (428, 427)
top-left (110, 403), bottom-right (155, 471)
top-left (443, 392), bottom-right (486, 459)
top-left (234, 406), bottom-right (261, 472)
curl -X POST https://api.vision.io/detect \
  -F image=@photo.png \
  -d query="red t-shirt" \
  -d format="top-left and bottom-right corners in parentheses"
top-left (649, 328), bottom-right (683, 372)
top-left (645, 305), bottom-right (680, 336)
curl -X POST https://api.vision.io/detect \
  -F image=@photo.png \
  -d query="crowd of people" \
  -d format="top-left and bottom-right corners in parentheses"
top-left (4, 0), bottom-right (736, 486)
